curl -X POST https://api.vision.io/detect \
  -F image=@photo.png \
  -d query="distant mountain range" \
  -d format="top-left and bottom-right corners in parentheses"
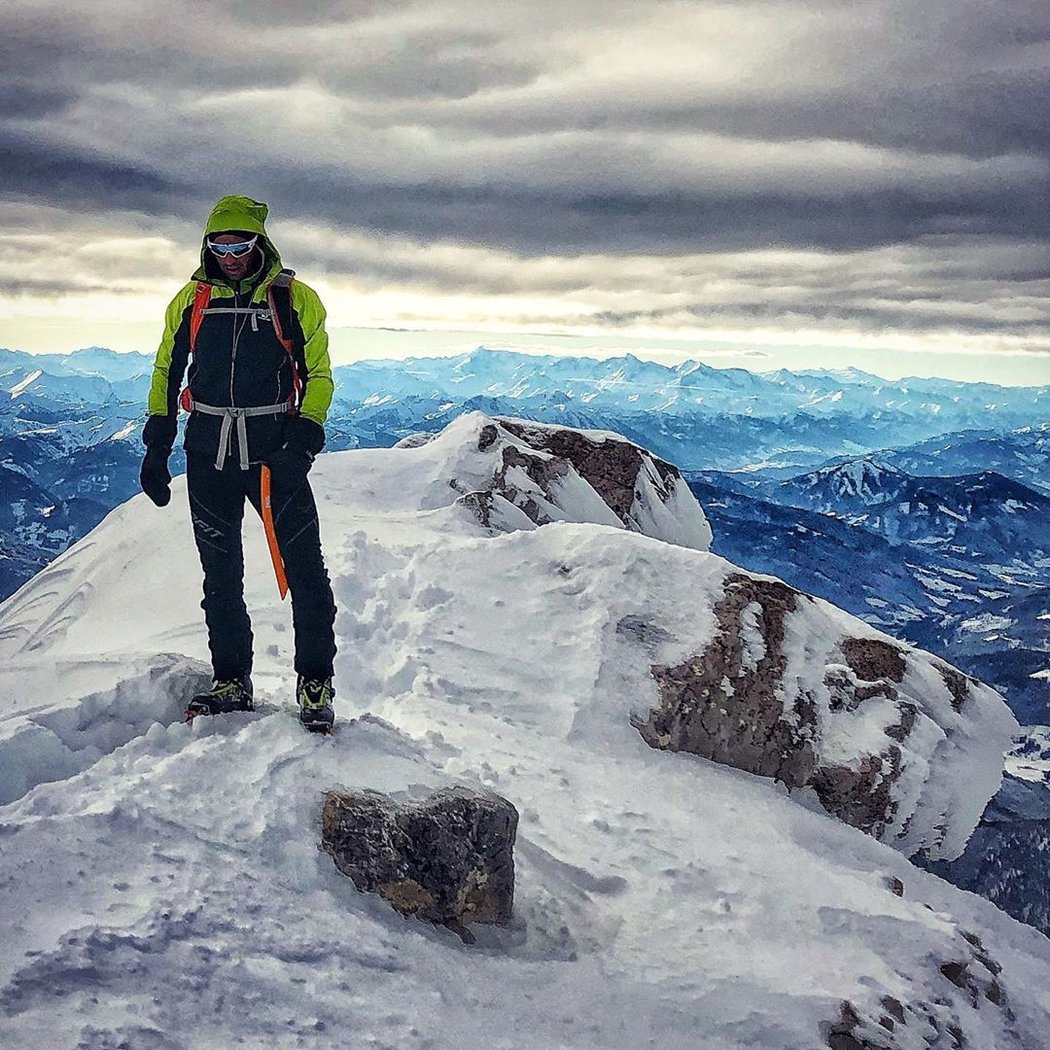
top-left (326, 348), bottom-right (1049, 472)
top-left (3, 344), bottom-right (1048, 467)
top-left (872, 427), bottom-right (1050, 496)
top-left (769, 462), bottom-right (1050, 570)
top-left (330, 348), bottom-right (1048, 430)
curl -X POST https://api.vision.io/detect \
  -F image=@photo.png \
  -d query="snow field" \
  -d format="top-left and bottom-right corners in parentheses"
top-left (0, 419), bottom-right (1047, 1048)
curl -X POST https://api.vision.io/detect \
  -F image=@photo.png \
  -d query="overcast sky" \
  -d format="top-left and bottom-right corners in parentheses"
top-left (1, 0), bottom-right (1049, 382)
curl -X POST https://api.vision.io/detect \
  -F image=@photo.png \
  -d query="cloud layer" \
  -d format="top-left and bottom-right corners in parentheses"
top-left (1, 0), bottom-right (1048, 354)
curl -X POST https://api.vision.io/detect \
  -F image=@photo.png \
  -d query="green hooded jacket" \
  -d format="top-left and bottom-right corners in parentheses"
top-left (146, 195), bottom-right (334, 460)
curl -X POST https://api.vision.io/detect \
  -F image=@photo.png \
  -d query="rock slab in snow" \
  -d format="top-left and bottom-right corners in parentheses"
top-left (321, 787), bottom-right (518, 936)
top-left (633, 572), bottom-right (1017, 860)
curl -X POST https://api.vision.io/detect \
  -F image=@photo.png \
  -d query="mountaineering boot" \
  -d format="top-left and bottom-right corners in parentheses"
top-left (185, 675), bottom-right (254, 719)
top-left (297, 675), bottom-right (335, 733)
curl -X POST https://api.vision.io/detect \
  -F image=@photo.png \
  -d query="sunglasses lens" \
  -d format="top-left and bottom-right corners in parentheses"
top-left (208, 236), bottom-right (257, 258)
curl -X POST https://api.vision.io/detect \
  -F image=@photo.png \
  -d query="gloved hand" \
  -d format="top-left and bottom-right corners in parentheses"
top-left (265, 445), bottom-right (312, 487)
top-left (282, 415), bottom-right (325, 456)
top-left (265, 415), bottom-right (325, 488)
top-left (143, 414), bottom-right (177, 449)
top-left (140, 445), bottom-right (172, 507)
top-left (140, 415), bottom-right (177, 508)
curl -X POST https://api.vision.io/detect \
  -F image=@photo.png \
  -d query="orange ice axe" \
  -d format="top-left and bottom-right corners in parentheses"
top-left (260, 465), bottom-right (289, 601)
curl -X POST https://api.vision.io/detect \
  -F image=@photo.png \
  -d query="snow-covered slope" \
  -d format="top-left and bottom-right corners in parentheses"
top-left (0, 413), bottom-right (1047, 1050)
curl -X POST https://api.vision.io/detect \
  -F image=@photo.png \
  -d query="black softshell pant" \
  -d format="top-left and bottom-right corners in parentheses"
top-left (186, 451), bottom-right (337, 682)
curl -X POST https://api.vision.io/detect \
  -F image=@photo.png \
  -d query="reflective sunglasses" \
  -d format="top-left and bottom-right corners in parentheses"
top-left (207, 235), bottom-right (258, 258)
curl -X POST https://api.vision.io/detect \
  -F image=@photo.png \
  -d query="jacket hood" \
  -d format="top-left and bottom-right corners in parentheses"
top-left (194, 195), bottom-right (283, 288)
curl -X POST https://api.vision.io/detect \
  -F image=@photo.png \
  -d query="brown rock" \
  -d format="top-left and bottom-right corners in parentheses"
top-left (632, 566), bottom-right (1006, 856)
top-left (936, 663), bottom-right (973, 712)
top-left (841, 637), bottom-right (906, 683)
top-left (635, 573), bottom-right (820, 787)
top-left (497, 418), bottom-right (677, 525)
top-left (821, 934), bottom-right (1010, 1048)
top-left (321, 787), bottom-right (518, 938)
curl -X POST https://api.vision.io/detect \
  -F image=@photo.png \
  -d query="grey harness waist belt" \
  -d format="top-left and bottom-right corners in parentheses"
top-left (187, 399), bottom-right (294, 470)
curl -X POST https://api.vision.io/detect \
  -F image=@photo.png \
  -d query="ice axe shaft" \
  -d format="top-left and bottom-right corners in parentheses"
top-left (260, 465), bottom-right (289, 601)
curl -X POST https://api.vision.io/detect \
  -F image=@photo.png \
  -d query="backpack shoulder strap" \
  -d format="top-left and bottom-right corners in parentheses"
top-left (266, 269), bottom-right (302, 406)
top-left (267, 269), bottom-right (296, 350)
top-left (180, 282), bottom-right (212, 411)
top-left (189, 281), bottom-right (211, 353)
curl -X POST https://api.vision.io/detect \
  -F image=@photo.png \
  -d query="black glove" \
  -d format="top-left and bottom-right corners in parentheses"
top-left (282, 415), bottom-right (325, 456)
top-left (143, 414), bottom-right (177, 449)
top-left (140, 415), bottom-right (176, 507)
top-left (140, 445), bottom-right (172, 507)
top-left (265, 415), bottom-right (325, 488)
top-left (265, 445), bottom-right (312, 488)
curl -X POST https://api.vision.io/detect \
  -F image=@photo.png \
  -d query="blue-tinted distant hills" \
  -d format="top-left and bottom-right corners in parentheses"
top-left (774, 462), bottom-right (1050, 556)
top-left (322, 349), bottom-right (1050, 474)
top-left (3, 344), bottom-right (1047, 467)
top-left (0, 459), bottom-right (105, 600)
top-left (0, 346), bottom-right (152, 382)
top-left (0, 348), bottom-right (151, 449)
top-left (331, 349), bottom-right (1049, 426)
top-left (876, 427), bottom-right (1050, 495)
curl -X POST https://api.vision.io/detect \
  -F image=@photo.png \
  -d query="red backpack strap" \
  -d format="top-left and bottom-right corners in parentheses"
top-left (190, 282), bottom-right (211, 353)
top-left (267, 269), bottom-right (303, 407)
top-left (180, 282), bottom-right (212, 412)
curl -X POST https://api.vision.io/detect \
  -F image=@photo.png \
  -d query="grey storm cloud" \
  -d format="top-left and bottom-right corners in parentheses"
top-left (5, 276), bottom-right (143, 298)
top-left (0, 130), bottom-right (184, 213)
top-left (593, 299), bottom-right (1050, 339)
top-left (229, 166), bottom-right (1050, 257)
top-left (1, 0), bottom-right (1048, 343)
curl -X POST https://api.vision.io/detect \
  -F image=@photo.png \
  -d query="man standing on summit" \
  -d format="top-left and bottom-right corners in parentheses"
top-left (140, 195), bottom-right (338, 732)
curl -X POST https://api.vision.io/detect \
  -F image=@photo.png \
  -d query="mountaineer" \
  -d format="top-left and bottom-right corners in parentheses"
top-left (140, 194), bottom-right (337, 732)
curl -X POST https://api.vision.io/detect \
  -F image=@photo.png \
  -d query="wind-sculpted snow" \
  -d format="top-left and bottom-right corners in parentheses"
top-left (919, 773), bottom-right (1050, 938)
top-left (0, 413), bottom-right (1046, 1049)
top-left (0, 654), bottom-right (209, 806)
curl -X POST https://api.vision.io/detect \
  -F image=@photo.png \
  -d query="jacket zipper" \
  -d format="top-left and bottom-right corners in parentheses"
top-left (230, 289), bottom-right (239, 405)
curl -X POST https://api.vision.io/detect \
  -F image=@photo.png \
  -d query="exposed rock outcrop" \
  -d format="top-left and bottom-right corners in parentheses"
top-left (401, 411), bottom-right (712, 551)
top-left (631, 571), bottom-right (1018, 860)
top-left (321, 787), bottom-right (518, 941)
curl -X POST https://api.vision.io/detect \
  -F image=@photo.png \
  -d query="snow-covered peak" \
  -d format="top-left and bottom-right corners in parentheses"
top-left (8, 368), bottom-right (42, 397)
top-left (396, 411), bottom-right (713, 551)
top-left (784, 457), bottom-right (910, 508)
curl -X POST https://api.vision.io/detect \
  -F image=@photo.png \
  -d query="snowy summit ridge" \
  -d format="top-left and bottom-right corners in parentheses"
top-left (0, 412), bottom-right (1045, 1050)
